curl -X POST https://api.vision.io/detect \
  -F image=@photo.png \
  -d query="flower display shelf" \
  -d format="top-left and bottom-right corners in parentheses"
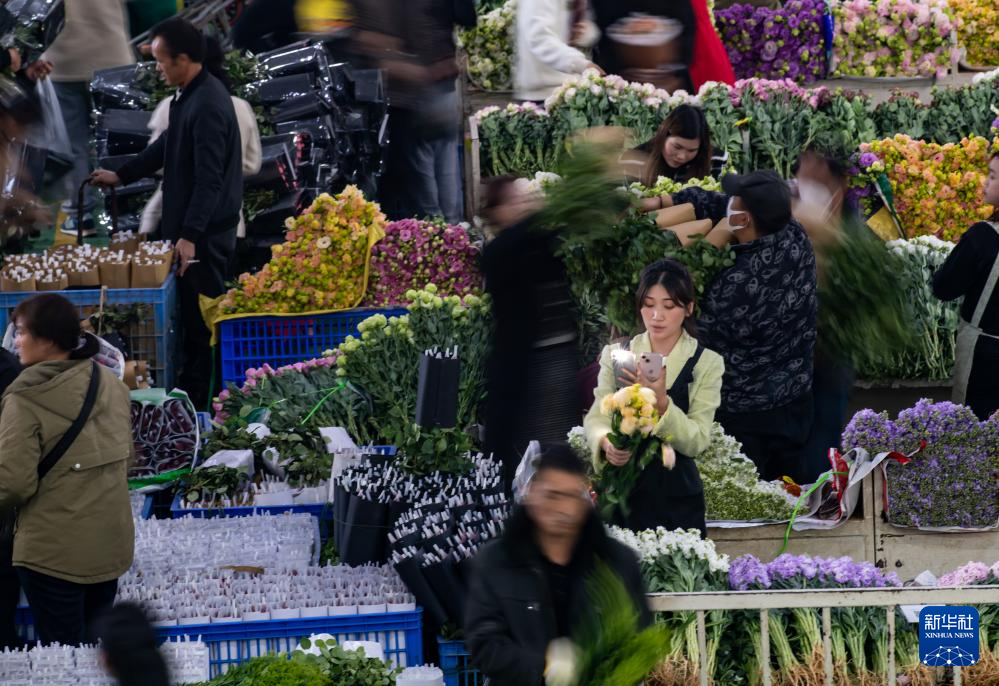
top-left (707, 475), bottom-right (876, 563)
top-left (438, 637), bottom-right (480, 686)
top-left (218, 307), bottom-right (407, 384)
top-left (873, 469), bottom-right (999, 577)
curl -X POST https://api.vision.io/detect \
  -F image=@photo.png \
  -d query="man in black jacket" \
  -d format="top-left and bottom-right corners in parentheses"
top-left (92, 17), bottom-right (242, 408)
top-left (464, 446), bottom-right (649, 686)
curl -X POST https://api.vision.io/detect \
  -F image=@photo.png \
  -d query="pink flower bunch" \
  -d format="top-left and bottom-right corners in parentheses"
top-left (211, 355), bottom-right (339, 422)
top-left (832, 0), bottom-right (958, 79)
top-left (937, 561), bottom-right (993, 587)
top-left (363, 219), bottom-right (481, 307)
top-left (472, 101), bottom-right (548, 127)
top-left (730, 78), bottom-right (826, 108)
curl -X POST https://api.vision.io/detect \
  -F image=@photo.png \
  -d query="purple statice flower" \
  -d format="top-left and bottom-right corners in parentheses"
top-left (991, 115), bottom-right (999, 131)
top-left (729, 555), bottom-right (771, 590)
top-left (876, 400), bottom-right (999, 529)
top-left (892, 399), bottom-right (981, 452)
top-left (841, 408), bottom-right (896, 454)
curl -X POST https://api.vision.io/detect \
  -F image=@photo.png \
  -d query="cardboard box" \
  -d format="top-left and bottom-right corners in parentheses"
top-left (130, 257), bottom-right (170, 288)
top-left (99, 256), bottom-right (132, 289)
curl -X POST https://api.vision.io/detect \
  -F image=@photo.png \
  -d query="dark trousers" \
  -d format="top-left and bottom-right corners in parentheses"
top-left (0, 509), bottom-right (19, 649)
top-left (16, 567), bottom-right (118, 646)
top-left (966, 336), bottom-right (999, 421)
top-left (178, 228), bottom-right (236, 410)
top-left (717, 393), bottom-right (814, 483)
top-left (0, 561), bottom-right (19, 650)
top-left (802, 360), bottom-right (854, 483)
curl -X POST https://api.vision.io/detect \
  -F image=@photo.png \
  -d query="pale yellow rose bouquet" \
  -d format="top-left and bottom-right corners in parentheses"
top-left (595, 384), bottom-right (674, 519)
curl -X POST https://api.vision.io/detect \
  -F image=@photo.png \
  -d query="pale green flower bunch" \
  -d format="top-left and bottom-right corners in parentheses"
top-left (698, 423), bottom-right (798, 522)
top-left (458, 0), bottom-right (516, 91)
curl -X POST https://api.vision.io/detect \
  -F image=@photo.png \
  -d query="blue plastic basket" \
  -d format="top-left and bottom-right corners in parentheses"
top-left (170, 493), bottom-right (333, 519)
top-left (158, 610), bottom-right (423, 676)
top-left (0, 274), bottom-right (177, 388)
top-left (438, 638), bottom-right (480, 686)
top-left (218, 308), bottom-right (407, 384)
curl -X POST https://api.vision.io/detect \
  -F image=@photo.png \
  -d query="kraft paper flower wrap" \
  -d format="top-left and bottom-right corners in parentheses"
top-left (593, 383), bottom-right (673, 520)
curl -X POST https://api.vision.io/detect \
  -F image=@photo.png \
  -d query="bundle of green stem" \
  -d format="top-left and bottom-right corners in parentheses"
top-left (537, 132), bottom-right (635, 251)
top-left (573, 562), bottom-right (671, 686)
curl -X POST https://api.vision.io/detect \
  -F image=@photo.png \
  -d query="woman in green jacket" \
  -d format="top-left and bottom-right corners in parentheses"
top-left (0, 294), bottom-right (133, 646)
top-left (584, 259), bottom-right (724, 536)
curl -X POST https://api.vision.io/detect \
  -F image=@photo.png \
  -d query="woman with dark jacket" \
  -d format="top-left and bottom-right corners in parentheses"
top-left (0, 294), bottom-right (134, 646)
top-left (660, 171), bottom-right (818, 481)
top-left (933, 152), bottom-right (999, 420)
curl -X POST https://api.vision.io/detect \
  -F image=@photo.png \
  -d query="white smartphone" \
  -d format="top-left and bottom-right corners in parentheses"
top-left (639, 352), bottom-right (664, 382)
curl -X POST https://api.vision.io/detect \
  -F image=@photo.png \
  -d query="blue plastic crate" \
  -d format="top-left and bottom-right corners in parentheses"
top-left (158, 610), bottom-right (423, 676)
top-left (170, 492), bottom-right (334, 519)
top-left (218, 307), bottom-right (407, 384)
top-left (438, 638), bottom-right (480, 686)
top-left (0, 274), bottom-right (177, 388)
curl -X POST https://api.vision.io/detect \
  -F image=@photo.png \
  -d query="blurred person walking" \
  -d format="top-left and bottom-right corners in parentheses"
top-left (515, 0), bottom-right (601, 102)
top-left (464, 445), bottom-right (649, 686)
top-left (479, 176), bottom-right (580, 489)
top-left (350, 0), bottom-right (474, 222)
top-left (43, 0), bottom-right (134, 237)
top-left (93, 603), bottom-right (172, 686)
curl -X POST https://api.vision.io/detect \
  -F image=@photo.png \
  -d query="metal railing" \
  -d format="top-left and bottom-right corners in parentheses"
top-left (647, 586), bottom-right (999, 686)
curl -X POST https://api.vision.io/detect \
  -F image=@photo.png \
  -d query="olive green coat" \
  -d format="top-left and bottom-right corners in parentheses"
top-left (0, 359), bottom-right (134, 584)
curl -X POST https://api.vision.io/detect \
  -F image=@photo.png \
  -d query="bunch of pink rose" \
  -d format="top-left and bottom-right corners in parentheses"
top-left (212, 355), bottom-right (339, 422)
top-left (362, 218), bottom-right (481, 307)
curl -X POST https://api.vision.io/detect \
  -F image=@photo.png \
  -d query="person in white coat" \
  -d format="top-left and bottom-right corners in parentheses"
top-left (138, 38), bottom-right (262, 239)
top-left (514, 0), bottom-right (601, 102)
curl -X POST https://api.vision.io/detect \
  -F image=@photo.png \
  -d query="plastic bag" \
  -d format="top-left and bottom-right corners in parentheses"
top-left (129, 387), bottom-right (200, 490)
top-left (25, 79), bottom-right (74, 186)
top-left (511, 440), bottom-right (542, 503)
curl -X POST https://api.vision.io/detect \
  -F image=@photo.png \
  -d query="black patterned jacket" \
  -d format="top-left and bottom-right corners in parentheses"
top-left (674, 188), bottom-right (818, 413)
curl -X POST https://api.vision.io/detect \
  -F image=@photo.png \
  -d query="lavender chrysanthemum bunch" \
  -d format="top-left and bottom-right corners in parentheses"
top-left (730, 554), bottom-right (901, 591)
top-left (728, 555), bottom-right (902, 676)
top-left (842, 400), bottom-right (999, 529)
top-left (714, 0), bottom-right (827, 84)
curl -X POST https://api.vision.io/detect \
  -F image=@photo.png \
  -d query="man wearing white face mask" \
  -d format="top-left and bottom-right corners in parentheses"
top-left (659, 170), bottom-right (818, 482)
